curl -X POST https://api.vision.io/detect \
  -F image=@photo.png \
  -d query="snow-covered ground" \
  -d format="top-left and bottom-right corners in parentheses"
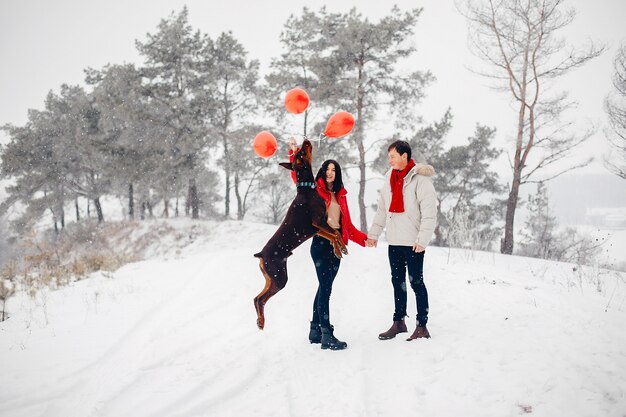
top-left (1, 219), bottom-right (625, 417)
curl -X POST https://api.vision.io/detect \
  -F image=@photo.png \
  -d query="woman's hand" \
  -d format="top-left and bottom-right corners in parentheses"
top-left (289, 137), bottom-right (298, 152)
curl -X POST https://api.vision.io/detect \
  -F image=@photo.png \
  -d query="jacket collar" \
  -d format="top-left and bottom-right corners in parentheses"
top-left (388, 163), bottom-right (436, 181)
top-left (316, 177), bottom-right (347, 197)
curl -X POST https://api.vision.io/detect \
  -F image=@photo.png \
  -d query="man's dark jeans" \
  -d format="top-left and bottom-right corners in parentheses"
top-left (388, 245), bottom-right (429, 326)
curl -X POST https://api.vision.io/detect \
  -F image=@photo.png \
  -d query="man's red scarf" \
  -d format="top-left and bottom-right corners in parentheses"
top-left (389, 159), bottom-right (416, 213)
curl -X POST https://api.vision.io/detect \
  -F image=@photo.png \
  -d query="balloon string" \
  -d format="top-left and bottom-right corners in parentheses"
top-left (278, 133), bottom-right (327, 143)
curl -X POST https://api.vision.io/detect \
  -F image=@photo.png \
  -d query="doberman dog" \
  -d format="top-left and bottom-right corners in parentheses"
top-left (253, 139), bottom-right (348, 330)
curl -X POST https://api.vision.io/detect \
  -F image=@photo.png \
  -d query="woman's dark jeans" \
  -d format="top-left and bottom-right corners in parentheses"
top-left (310, 234), bottom-right (341, 329)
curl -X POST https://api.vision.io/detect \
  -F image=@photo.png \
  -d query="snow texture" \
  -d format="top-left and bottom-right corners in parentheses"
top-left (1, 220), bottom-right (625, 417)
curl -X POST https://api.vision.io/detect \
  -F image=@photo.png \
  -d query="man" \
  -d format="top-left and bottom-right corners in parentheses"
top-left (366, 140), bottom-right (437, 341)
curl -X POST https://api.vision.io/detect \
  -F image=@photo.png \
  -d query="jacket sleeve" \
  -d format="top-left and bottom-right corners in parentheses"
top-left (416, 177), bottom-right (438, 248)
top-left (367, 184), bottom-right (388, 241)
top-left (288, 149), bottom-right (297, 184)
top-left (347, 217), bottom-right (367, 247)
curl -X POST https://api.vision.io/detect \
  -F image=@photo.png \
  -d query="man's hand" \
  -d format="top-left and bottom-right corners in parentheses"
top-left (366, 239), bottom-right (378, 248)
top-left (412, 243), bottom-right (425, 253)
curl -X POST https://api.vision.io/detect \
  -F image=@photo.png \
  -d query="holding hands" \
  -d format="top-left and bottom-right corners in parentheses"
top-left (365, 239), bottom-right (423, 252)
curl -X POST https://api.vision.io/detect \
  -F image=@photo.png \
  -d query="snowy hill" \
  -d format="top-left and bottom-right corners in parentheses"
top-left (1, 220), bottom-right (625, 417)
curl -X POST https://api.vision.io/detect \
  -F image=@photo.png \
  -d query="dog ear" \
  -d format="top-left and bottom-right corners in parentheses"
top-left (279, 162), bottom-right (293, 171)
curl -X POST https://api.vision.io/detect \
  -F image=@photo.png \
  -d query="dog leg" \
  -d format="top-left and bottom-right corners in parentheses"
top-left (253, 257), bottom-right (287, 330)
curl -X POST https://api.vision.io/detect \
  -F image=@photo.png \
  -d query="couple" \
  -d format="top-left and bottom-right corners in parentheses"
top-left (289, 138), bottom-right (438, 351)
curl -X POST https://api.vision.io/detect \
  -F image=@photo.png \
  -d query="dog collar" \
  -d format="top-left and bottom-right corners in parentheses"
top-left (296, 181), bottom-right (316, 189)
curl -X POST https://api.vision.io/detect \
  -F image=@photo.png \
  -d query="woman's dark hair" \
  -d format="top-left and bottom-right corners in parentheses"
top-left (315, 159), bottom-right (343, 193)
top-left (388, 140), bottom-right (412, 161)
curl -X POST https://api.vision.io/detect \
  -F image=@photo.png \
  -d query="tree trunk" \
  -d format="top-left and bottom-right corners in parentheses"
top-left (185, 185), bottom-right (190, 216)
top-left (502, 176), bottom-right (521, 255)
top-left (60, 207), bottom-right (65, 229)
top-left (163, 199), bottom-right (169, 218)
top-left (87, 199), bottom-right (91, 218)
top-left (223, 132), bottom-right (231, 218)
top-left (128, 183), bottom-right (134, 219)
top-left (235, 171), bottom-right (244, 220)
top-left (75, 198), bottom-right (80, 222)
top-left (175, 197), bottom-right (179, 217)
top-left (94, 197), bottom-right (104, 223)
top-left (147, 201), bottom-right (153, 218)
top-left (501, 100), bottom-right (527, 254)
top-left (140, 202), bottom-right (146, 220)
top-left (303, 109), bottom-right (308, 137)
top-left (356, 67), bottom-right (368, 232)
top-left (189, 178), bottom-right (199, 219)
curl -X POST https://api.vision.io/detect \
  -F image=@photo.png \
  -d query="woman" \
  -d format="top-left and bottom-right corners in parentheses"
top-left (289, 138), bottom-right (367, 350)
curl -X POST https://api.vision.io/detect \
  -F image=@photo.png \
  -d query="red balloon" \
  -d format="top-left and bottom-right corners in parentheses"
top-left (323, 111), bottom-right (355, 138)
top-left (284, 88), bottom-right (310, 114)
top-left (253, 131), bottom-right (278, 158)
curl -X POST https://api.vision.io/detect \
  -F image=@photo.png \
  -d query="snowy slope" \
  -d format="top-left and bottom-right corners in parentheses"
top-left (1, 220), bottom-right (625, 417)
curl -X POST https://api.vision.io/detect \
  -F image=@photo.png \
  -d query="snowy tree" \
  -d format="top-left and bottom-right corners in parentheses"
top-left (136, 7), bottom-right (210, 219)
top-left (518, 182), bottom-right (601, 264)
top-left (518, 182), bottom-right (558, 259)
top-left (264, 9), bottom-right (354, 174)
top-left (605, 43), bottom-right (626, 180)
top-left (85, 63), bottom-right (157, 219)
top-left (459, 0), bottom-right (604, 254)
top-left (254, 167), bottom-right (295, 225)
top-left (264, 8), bottom-right (325, 136)
top-left (200, 31), bottom-right (261, 219)
top-left (46, 85), bottom-right (110, 223)
top-left (434, 124), bottom-right (505, 248)
top-left (0, 86), bottom-right (92, 230)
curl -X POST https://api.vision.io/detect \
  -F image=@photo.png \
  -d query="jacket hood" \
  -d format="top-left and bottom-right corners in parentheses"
top-left (412, 163), bottom-right (435, 177)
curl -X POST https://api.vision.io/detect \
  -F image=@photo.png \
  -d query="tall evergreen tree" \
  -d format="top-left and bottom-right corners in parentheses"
top-left (136, 7), bottom-right (209, 219)
top-left (85, 63), bottom-right (156, 219)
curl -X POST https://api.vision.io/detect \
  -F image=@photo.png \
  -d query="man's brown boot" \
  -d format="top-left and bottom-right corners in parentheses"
top-left (378, 320), bottom-right (408, 340)
top-left (406, 325), bottom-right (431, 341)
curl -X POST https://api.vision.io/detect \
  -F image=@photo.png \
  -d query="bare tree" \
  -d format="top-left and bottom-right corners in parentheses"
top-left (257, 170), bottom-right (295, 225)
top-left (605, 43), bottom-right (626, 179)
top-left (459, 0), bottom-right (604, 254)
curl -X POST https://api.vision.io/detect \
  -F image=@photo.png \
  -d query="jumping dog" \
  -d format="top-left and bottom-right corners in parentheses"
top-left (253, 139), bottom-right (347, 329)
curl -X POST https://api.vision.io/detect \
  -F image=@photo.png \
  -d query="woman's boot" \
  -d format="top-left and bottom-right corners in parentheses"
top-left (320, 326), bottom-right (347, 350)
top-left (309, 321), bottom-right (321, 344)
top-left (378, 319), bottom-right (408, 340)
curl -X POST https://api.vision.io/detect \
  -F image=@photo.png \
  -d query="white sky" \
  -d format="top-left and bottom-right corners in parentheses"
top-left (1, 0), bottom-right (625, 176)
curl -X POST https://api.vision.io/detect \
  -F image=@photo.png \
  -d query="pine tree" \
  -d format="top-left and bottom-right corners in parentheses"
top-left (201, 31), bottom-right (260, 219)
top-left (136, 7), bottom-right (210, 219)
top-left (518, 182), bottom-right (558, 259)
